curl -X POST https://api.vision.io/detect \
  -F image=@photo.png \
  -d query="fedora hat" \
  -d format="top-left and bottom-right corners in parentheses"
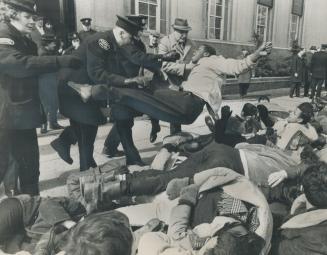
top-left (172, 18), bottom-right (192, 31)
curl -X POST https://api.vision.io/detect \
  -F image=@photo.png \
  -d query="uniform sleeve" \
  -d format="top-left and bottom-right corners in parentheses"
top-left (120, 44), bottom-right (162, 72)
top-left (211, 55), bottom-right (255, 76)
top-left (86, 38), bottom-right (126, 86)
top-left (158, 39), bottom-right (186, 77)
top-left (0, 44), bottom-right (58, 78)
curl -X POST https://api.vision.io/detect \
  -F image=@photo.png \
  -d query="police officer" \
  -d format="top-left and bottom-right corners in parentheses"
top-left (78, 18), bottom-right (97, 42)
top-left (0, 0), bottom-right (81, 195)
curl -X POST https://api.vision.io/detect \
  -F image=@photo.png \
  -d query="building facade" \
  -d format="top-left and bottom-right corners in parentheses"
top-left (74, 0), bottom-right (327, 51)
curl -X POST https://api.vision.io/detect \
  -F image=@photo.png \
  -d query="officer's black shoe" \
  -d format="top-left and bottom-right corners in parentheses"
top-left (49, 122), bottom-right (64, 130)
top-left (150, 125), bottom-right (161, 143)
top-left (102, 147), bottom-right (125, 158)
top-left (50, 138), bottom-right (73, 164)
top-left (40, 124), bottom-right (48, 134)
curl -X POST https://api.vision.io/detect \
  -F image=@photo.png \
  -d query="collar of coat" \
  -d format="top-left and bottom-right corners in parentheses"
top-left (281, 209), bottom-right (327, 229)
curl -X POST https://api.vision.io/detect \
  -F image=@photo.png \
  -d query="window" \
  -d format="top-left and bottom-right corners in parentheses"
top-left (133, 0), bottom-right (167, 33)
top-left (206, 0), bottom-right (229, 40)
top-left (289, 14), bottom-right (300, 42)
top-left (255, 4), bottom-right (269, 41)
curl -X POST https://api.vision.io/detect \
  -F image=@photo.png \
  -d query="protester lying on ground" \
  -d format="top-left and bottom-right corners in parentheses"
top-left (139, 167), bottom-right (272, 255)
top-left (0, 195), bottom-right (85, 254)
top-left (67, 134), bottom-right (305, 213)
top-left (271, 163), bottom-right (327, 255)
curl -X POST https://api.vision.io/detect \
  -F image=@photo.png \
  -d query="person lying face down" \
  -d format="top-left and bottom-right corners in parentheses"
top-left (272, 162), bottom-right (327, 255)
top-left (138, 167), bottom-right (273, 255)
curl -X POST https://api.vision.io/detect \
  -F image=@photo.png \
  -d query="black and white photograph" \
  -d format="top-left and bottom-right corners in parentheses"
top-left (0, 0), bottom-right (327, 254)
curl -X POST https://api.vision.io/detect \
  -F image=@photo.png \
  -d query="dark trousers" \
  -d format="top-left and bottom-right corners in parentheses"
top-left (311, 78), bottom-right (324, 98)
top-left (125, 143), bottom-right (244, 196)
top-left (58, 125), bottom-right (77, 147)
top-left (0, 128), bottom-right (40, 195)
top-left (38, 73), bottom-right (59, 124)
top-left (289, 82), bottom-right (301, 97)
top-left (104, 124), bottom-right (120, 154)
top-left (70, 120), bottom-right (98, 171)
top-left (239, 83), bottom-right (250, 97)
top-left (304, 71), bottom-right (310, 96)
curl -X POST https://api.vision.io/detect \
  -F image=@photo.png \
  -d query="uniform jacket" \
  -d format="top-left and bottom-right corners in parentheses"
top-left (158, 33), bottom-right (196, 88)
top-left (58, 30), bottom-right (127, 125)
top-left (78, 29), bottom-right (97, 42)
top-left (310, 51), bottom-right (327, 79)
top-left (0, 22), bottom-right (59, 129)
top-left (290, 54), bottom-right (305, 83)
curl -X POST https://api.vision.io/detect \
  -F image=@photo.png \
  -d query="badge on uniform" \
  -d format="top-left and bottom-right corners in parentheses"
top-left (0, 38), bottom-right (14, 45)
top-left (98, 39), bottom-right (110, 51)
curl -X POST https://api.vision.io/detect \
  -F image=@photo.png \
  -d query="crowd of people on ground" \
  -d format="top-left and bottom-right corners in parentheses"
top-left (0, 0), bottom-right (327, 254)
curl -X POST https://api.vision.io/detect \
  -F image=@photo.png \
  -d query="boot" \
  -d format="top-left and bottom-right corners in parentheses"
top-left (40, 123), bottom-right (48, 134)
top-left (50, 137), bottom-right (73, 164)
top-left (149, 120), bottom-right (161, 143)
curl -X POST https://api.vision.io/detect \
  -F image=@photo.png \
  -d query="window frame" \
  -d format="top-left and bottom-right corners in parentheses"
top-left (134, 0), bottom-right (161, 32)
top-left (255, 4), bottom-right (269, 41)
top-left (289, 14), bottom-right (301, 42)
top-left (206, 0), bottom-right (228, 40)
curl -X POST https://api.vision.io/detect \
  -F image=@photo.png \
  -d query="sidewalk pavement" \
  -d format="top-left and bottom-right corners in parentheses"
top-left (35, 88), bottom-right (312, 197)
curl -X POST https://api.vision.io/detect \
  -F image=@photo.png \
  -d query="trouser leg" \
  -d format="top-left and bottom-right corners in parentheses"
top-left (289, 83), bottom-right (296, 97)
top-left (59, 124), bottom-right (77, 146)
top-left (0, 129), bottom-right (10, 185)
top-left (116, 119), bottom-right (142, 165)
top-left (295, 82), bottom-right (301, 97)
top-left (316, 79), bottom-right (324, 98)
top-left (71, 120), bottom-right (98, 171)
top-left (170, 123), bottom-right (181, 135)
top-left (103, 123), bottom-right (121, 153)
top-left (12, 129), bottom-right (40, 195)
top-left (311, 78), bottom-right (317, 98)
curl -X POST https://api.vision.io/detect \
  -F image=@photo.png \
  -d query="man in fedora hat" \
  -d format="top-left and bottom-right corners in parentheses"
top-left (0, 0), bottom-right (81, 195)
top-left (78, 17), bottom-right (97, 42)
top-left (157, 18), bottom-right (197, 135)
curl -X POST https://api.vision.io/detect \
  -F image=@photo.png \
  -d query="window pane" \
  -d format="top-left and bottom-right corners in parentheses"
top-left (215, 29), bottom-right (221, 39)
top-left (209, 27), bottom-right (215, 38)
top-left (209, 16), bottom-right (215, 27)
top-left (149, 4), bottom-right (156, 16)
top-left (131, 0), bottom-right (135, 14)
top-left (210, 2), bottom-right (216, 15)
top-left (215, 17), bottom-right (221, 29)
top-left (216, 5), bottom-right (222, 16)
top-left (139, 2), bottom-right (148, 15)
top-left (149, 0), bottom-right (157, 3)
top-left (149, 16), bottom-right (156, 29)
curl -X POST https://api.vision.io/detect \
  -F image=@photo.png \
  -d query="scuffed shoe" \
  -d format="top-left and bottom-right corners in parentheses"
top-left (50, 138), bottom-right (73, 164)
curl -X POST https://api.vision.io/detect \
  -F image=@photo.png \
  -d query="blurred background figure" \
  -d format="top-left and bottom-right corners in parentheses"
top-left (237, 49), bottom-right (252, 98)
top-left (30, 16), bottom-right (45, 49)
top-left (290, 47), bottom-right (305, 98)
top-left (63, 32), bottom-right (81, 55)
top-left (78, 17), bottom-right (96, 41)
top-left (310, 44), bottom-right (327, 99)
top-left (38, 33), bottom-right (64, 133)
top-left (304, 46), bottom-right (317, 97)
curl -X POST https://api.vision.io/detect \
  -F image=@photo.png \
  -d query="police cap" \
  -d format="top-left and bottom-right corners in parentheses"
top-left (80, 18), bottom-right (92, 26)
top-left (3, 0), bottom-right (37, 14)
top-left (126, 14), bottom-right (148, 29)
top-left (69, 32), bottom-right (80, 41)
top-left (116, 15), bottom-right (140, 36)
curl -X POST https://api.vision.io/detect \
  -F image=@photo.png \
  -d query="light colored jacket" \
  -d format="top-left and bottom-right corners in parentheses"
top-left (182, 55), bottom-right (255, 117)
top-left (158, 33), bottom-right (196, 88)
top-left (168, 167), bottom-right (273, 255)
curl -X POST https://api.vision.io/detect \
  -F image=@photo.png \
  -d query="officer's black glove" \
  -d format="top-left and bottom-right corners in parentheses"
top-left (56, 56), bottom-right (82, 69)
top-left (161, 50), bottom-right (180, 62)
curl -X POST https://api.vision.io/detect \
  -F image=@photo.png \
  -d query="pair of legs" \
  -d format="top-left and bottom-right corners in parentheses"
top-left (311, 78), bottom-right (324, 98)
top-left (289, 82), bottom-right (301, 97)
top-left (0, 128), bottom-right (39, 195)
top-left (239, 83), bottom-right (250, 97)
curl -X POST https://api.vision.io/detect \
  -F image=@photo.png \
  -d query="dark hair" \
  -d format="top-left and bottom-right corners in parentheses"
top-left (202, 44), bottom-right (217, 56)
top-left (204, 229), bottom-right (250, 255)
top-left (242, 103), bottom-right (258, 117)
top-left (302, 163), bottom-right (327, 208)
top-left (297, 102), bottom-right (314, 124)
top-left (300, 145), bottom-right (320, 163)
top-left (64, 211), bottom-right (133, 255)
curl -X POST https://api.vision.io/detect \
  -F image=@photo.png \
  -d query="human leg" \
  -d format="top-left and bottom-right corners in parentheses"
top-left (316, 79), bottom-right (324, 98)
top-left (0, 129), bottom-right (10, 186)
top-left (103, 123), bottom-right (124, 157)
top-left (11, 129), bottom-right (40, 195)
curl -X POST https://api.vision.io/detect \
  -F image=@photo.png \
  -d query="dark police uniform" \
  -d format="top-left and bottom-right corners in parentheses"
top-left (78, 29), bottom-right (97, 42)
top-left (0, 22), bottom-right (61, 195)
